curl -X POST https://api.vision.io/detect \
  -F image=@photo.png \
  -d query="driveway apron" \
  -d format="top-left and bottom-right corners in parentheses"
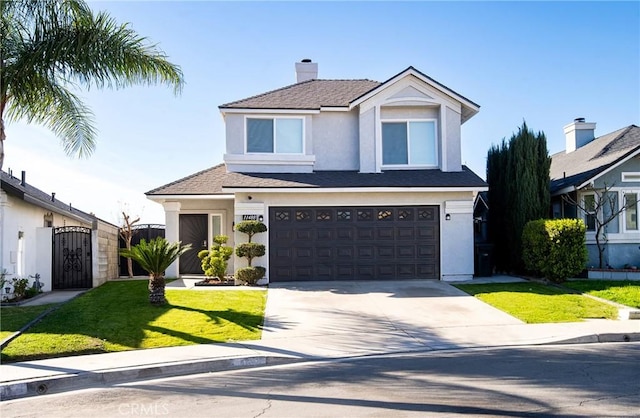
top-left (260, 280), bottom-right (524, 358)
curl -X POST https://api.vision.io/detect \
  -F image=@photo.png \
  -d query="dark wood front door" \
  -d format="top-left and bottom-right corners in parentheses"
top-left (179, 214), bottom-right (208, 275)
top-left (269, 206), bottom-right (440, 282)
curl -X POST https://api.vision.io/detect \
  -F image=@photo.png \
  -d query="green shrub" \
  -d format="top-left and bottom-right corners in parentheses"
top-left (522, 219), bottom-right (588, 283)
top-left (236, 267), bottom-right (266, 285)
top-left (11, 278), bottom-right (30, 300)
top-left (197, 235), bottom-right (233, 280)
top-left (235, 221), bottom-right (267, 284)
top-left (235, 242), bottom-right (266, 262)
top-left (234, 221), bottom-right (267, 243)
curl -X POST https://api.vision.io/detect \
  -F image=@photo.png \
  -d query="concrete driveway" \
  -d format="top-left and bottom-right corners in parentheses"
top-left (259, 278), bottom-right (528, 358)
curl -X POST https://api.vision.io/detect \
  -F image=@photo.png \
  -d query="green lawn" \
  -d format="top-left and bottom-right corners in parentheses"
top-left (1, 281), bottom-right (267, 362)
top-left (454, 282), bottom-right (618, 324)
top-left (563, 280), bottom-right (640, 309)
top-left (0, 304), bottom-right (54, 340)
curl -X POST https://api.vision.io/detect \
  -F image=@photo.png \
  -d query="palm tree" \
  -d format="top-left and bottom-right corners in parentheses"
top-left (0, 0), bottom-right (184, 170)
top-left (120, 237), bottom-right (191, 305)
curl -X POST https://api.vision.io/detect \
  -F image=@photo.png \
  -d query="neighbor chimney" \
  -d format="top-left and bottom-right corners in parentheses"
top-left (20, 170), bottom-right (26, 186)
top-left (295, 59), bottom-right (318, 83)
top-left (564, 118), bottom-right (596, 153)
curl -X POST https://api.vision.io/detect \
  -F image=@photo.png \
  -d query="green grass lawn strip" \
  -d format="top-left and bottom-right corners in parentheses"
top-left (454, 282), bottom-right (618, 324)
top-left (0, 305), bottom-right (55, 340)
top-left (563, 280), bottom-right (640, 309)
top-left (1, 281), bottom-right (266, 362)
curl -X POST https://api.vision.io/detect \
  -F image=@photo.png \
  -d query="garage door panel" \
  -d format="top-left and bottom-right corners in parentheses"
top-left (377, 246), bottom-right (395, 258)
top-left (316, 228), bottom-right (334, 240)
top-left (397, 245), bottom-right (416, 258)
top-left (337, 246), bottom-right (354, 258)
top-left (417, 226), bottom-right (437, 239)
top-left (397, 227), bottom-right (415, 240)
top-left (270, 205), bottom-right (440, 282)
top-left (377, 227), bottom-right (394, 240)
top-left (295, 247), bottom-right (313, 258)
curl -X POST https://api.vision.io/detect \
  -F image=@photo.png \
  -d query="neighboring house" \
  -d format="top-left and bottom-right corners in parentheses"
top-left (0, 170), bottom-right (119, 293)
top-left (147, 61), bottom-right (487, 282)
top-left (550, 119), bottom-right (640, 268)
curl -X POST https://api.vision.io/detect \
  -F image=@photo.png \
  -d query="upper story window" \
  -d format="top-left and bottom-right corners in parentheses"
top-left (382, 120), bottom-right (437, 167)
top-left (246, 117), bottom-right (303, 154)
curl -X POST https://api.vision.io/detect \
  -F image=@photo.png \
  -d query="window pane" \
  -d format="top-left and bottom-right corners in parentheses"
top-left (584, 195), bottom-right (596, 231)
top-left (382, 122), bottom-right (408, 165)
top-left (247, 119), bottom-right (274, 152)
top-left (276, 119), bottom-right (303, 153)
top-left (409, 121), bottom-right (436, 165)
top-left (602, 192), bottom-right (619, 233)
top-left (212, 215), bottom-right (222, 237)
top-left (625, 193), bottom-right (638, 231)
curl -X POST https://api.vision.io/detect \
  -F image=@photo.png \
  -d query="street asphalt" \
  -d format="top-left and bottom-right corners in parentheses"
top-left (1, 276), bottom-right (639, 401)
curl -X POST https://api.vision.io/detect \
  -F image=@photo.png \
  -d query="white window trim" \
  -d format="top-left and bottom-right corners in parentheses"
top-left (621, 190), bottom-right (639, 233)
top-left (380, 118), bottom-right (439, 169)
top-left (244, 115), bottom-right (305, 155)
top-left (621, 172), bottom-right (640, 182)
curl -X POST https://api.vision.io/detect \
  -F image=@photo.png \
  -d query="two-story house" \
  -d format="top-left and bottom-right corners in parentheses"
top-left (147, 61), bottom-right (487, 283)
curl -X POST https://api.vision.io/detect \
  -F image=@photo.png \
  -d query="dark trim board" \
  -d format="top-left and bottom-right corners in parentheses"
top-left (269, 205), bottom-right (440, 282)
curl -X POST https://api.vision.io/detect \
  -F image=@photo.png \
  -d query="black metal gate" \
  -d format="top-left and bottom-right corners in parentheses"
top-left (119, 224), bottom-right (165, 277)
top-left (52, 226), bottom-right (93, 289)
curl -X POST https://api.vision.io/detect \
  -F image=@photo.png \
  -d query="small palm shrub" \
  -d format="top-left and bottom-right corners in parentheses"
top-left (120, 237), bottom-right (191, 305)
top-left (197, 235), bottom-right (233, 280)
top-left (235, 221), bottom-right (267, 285)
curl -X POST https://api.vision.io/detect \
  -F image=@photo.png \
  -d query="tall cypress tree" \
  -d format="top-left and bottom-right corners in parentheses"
top-left (486, 122), bottom-right (550, 273)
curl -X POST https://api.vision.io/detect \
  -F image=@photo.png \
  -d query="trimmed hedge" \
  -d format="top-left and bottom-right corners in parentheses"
top-left (522, 219), bottom-right (588, 282)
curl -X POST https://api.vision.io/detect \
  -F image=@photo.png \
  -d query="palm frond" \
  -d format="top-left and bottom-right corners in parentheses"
top-left (120, 238), bottom-right (191, 279)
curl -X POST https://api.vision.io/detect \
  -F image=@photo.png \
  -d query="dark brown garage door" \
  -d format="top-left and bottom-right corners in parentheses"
top-left (269, 206), bottom-right (439, 282)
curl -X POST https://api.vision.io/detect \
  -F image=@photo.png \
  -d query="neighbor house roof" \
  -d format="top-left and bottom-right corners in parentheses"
top-left (549, 125), bottom-right (640, 194)
top-left (146, 164), bottom-right (487, 196)
top-left (1, 170), bottom-right (96, 223)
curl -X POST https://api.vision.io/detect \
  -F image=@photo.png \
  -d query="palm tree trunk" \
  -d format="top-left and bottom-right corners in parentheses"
top-left (148, 275), bottom-right (167, 305)
top-left (0, 113), bottom-right (5, 171)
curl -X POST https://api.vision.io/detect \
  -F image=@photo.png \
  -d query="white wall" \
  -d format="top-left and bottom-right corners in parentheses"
top-left (313, 111), bottom-right (360, 170)
top-left (1, 193), bottom-right (91, 292)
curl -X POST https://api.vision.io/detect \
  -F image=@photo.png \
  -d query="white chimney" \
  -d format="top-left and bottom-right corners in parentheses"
top-left (564, 118), bottom-right (596, 153)
top-left (295, 59), bottom-right (318, 83)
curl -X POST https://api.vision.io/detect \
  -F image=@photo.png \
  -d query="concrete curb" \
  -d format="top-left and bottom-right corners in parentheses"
top-left (0, 355), bottom-right (303, 401)
top-left (3, 334), bottom-right (639, 401)
top-left (546, 332), bottom-right (640, 345)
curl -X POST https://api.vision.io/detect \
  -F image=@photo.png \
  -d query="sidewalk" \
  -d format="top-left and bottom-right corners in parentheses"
top-left (1, 277), bottom-right (639, 401)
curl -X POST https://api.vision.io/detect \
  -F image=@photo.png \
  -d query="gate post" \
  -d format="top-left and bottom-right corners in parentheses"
top-left (35, 228), bottom-right (53, 292)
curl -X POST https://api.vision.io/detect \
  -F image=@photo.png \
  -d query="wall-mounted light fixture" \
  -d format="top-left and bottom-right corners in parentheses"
top-left (18, 231), bottom-right (24, 239)
top-left (258, 215), bottom-right (264, 222)
top-left (445, 214), bottom-right (451, 221)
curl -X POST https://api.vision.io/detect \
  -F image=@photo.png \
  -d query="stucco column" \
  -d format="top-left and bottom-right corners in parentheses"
top-left (441, 200), bottom-right (474, 281)
top-left (163, 201), bottom-right (181, 278)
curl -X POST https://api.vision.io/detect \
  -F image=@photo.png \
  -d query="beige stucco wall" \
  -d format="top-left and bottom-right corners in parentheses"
top-left (94, 220), bottom-right (119, 286)
top-left (313, 111), bottom-right (360, 170)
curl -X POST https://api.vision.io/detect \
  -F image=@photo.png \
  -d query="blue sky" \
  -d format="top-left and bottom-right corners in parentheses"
top-left (4, 1), bottom-right (639, 225)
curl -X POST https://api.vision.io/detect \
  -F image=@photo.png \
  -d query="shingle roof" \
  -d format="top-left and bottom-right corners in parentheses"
top-left (146, 164), bottom-right (487, 195)
top-left (549, 125), bottom-right (640, 194)
top-left (219, 79), bottom-right (381, 110)
top-left (1, 170), bottom-right (96, 222)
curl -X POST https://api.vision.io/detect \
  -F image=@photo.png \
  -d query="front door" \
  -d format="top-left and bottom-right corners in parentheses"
top-left (179, 214), bottom-right (208, 274)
